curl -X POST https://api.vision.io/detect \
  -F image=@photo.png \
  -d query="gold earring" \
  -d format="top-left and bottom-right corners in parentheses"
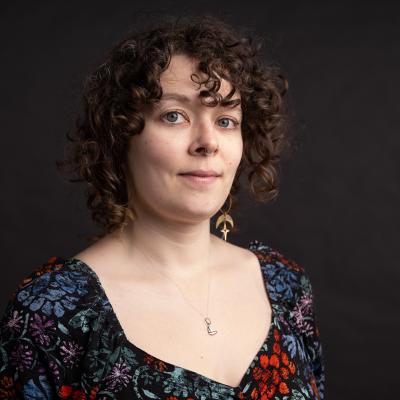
top-left (216, 194), bottom-right (234, 241)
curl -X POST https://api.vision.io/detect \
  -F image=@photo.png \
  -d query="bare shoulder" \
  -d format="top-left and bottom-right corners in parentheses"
top-left (71, 234), bottom-right (124, 278)
top-left (211, 236), bottom-right (269, 307)
top-left (211, 234), bottom-right (260, 274)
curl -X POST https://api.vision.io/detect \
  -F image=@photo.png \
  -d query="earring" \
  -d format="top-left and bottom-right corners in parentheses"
top-left (216, 194), bottom-right (234, 241)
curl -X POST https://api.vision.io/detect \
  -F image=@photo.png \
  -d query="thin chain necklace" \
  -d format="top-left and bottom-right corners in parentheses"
top-left (132, 243), bottom-right (218, 336)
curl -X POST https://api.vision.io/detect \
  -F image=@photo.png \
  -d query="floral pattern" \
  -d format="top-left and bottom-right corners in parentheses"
top-left (16, 267), bottom-right (89, 318)
top-left (29, 313), bottom-right (56, 346)
top-left (0, 240), bottom-right (325, 399)
top-left (104, 360), bottom-right (132, 391)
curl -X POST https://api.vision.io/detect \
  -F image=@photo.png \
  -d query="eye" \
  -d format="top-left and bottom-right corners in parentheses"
top-left (218, 117), bottom-right (239, 129)
top-left (161, 111), bottom-right (187, 124)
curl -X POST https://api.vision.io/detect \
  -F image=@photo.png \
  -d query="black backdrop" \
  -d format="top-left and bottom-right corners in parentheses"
top-left (1, 1), bottom-right (399, 399)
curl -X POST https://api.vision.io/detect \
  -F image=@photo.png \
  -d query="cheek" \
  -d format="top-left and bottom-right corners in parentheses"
top-left (226, 136), bottom-right (244, 171)
top-left (129, 135), bottom-right (181, 178)
top-left (146, 138), bottom-right (180, 169)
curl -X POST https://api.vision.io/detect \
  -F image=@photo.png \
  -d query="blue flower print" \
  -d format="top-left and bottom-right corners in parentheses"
top-left (23, 375), bottom-right (52, 400)
top-left (264, 263), bottom-right (299, 303)
top-left (16, 268), bottom-right (89, 318)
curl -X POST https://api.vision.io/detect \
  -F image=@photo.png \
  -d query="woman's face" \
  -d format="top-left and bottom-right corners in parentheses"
top-left (126, 54), bottom-right (243, 224)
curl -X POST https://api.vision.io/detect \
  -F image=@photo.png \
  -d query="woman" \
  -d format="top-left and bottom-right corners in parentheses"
top-left (0, 15), bottom-right (325, 399)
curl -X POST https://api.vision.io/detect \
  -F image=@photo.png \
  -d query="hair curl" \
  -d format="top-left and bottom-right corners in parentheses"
top-left (56, 14), bottom-right (295, 244)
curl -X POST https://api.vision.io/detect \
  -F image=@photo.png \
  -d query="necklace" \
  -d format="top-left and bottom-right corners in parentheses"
top-left (132, 243), bottom-right (218, 336)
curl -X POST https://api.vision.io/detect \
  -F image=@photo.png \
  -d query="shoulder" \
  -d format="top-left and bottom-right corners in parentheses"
top-left (1, 256), bottom-right (103, 343)
top-left (0, 258), bottom-right (108, 394)
top-left (249, 239), bottom-right (305, 274)
top-left (7, 256), bottom-right (99, 319)
top-left (250, 239), bottom-right (324, 353)
top-left (0, 257), bottom-right (107, 369)
top-left (248, 239), bottom-right (316, 306)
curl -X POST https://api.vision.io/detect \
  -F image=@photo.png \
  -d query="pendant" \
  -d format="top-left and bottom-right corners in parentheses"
top-left (215, 212), bottom-right (234, 241)
top-left (204, 317), bottom-right (217, 335)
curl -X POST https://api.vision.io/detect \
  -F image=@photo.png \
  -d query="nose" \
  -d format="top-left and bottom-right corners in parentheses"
top-left (188, 118), bottom-right (219, 156)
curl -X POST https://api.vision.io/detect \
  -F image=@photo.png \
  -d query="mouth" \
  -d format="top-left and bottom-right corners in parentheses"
top-left (179, 170), bottom-right (222, 177)
top-left (179, 173), bottom-right (220, 185)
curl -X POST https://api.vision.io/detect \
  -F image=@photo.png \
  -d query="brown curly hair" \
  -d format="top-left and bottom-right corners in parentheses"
top-left (56, 14), bottom-right (295, 244)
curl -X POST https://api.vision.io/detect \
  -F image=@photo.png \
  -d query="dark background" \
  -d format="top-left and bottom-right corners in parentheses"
top-left (1, 1), bottom-right (399, 398)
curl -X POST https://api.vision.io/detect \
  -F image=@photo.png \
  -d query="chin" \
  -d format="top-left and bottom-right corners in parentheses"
top-left (177, 204), bottom-right (218, 222)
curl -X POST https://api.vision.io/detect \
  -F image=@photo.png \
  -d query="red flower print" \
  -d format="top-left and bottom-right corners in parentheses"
top-left (279, 366), bottom-right (289, 379)
top-left (89, 386), bottom-right (99, 400)
top-left (144, 354), bottom-right (168, 372)
top-left (281, 351), bottom-right (289, 366)
top-left (144, 354), bottom-right (153, 365)
top-left (72, 390), bottom-right (86, 400)
top-left (153, 359), bottom-right (168, 372)
top-left (251, 325), bottom-right (300, 399)
top-left (272, 342), bottom-right (281, 355)
top-left (259, 354), bottom-right (269, 368)
top-left (250, 387), bottom-right (259, 399)
top-left (271, 369), bottom-right (280, 385)
top-left (252, 366), bottom-right (264, 380)
top-left (0, 376), bottom-right (13, 389)
top-left (58, 385), bottom-right (73, 398)
top-left (272, 251), bottom-right (304, 273)
top-left (258, 380), bottom-right (268, 396)
top-left (17, 258), bottom-right (64, 291)
top-left (269, 354), bottom-right (280, 368)
top-left (58, 386), bottom-right (89, 399)
top-left (288, 361), bottom-right (296, 375)
top-left (261, 369), bottom-right (272, 382)
top-left (0, 376), bottom-right (17, 399)
top-left (47, 256), bottom-right (58, 264)
top-left (266, 383), bottom-right (276, 398)
top-left (278, 381), bottom-right (290, 395)
top-left (89, 387), bottom-right (99, 400)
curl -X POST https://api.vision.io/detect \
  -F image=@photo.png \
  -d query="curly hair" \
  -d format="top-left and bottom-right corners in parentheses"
top-left (56, 14), bottom-right (295, 244)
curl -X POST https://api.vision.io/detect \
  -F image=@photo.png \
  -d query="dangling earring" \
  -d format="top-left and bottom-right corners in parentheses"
top-left (216, 194), bottom-right (234, 241)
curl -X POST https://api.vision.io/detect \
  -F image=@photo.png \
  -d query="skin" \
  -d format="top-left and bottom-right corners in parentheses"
top-left (114, 53), bottom-right (244, 282)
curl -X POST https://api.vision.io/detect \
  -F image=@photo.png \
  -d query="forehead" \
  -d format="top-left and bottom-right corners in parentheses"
top-left (159, 54), bottom-right (240, 101)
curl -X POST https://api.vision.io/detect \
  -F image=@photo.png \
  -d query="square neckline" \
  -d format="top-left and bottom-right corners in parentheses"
top-left (66, 240), bottom-right (276, 392)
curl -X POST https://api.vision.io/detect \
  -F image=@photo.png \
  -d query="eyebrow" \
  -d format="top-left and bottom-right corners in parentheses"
top-left (160, 92), bottom-right (242, 110)
top-left (161, 93), bottom-right (191, 102)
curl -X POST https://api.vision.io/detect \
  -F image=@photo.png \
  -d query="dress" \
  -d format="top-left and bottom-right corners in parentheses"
top-left (0, 240), bottom-right (325, 399)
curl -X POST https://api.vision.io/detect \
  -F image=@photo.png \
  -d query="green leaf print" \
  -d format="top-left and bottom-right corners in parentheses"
top-left (69, 308), bottom-right (98, 333)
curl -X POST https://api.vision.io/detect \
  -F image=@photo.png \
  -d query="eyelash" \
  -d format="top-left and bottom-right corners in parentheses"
top-left (160, 110), bottom-right (240, 129)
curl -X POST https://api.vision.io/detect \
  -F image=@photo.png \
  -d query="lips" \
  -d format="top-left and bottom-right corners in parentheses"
top-left (180, 174), bottom-right (218, 185)
top-left (179, 170), bottom-right (221, 177)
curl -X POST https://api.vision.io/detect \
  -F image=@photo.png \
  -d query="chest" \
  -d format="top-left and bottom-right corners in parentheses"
top-left (100, 259), bottom-right (272, 388)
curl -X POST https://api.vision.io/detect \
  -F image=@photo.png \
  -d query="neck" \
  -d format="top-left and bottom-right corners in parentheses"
top-left (111, 208), bottom-right (219, 281)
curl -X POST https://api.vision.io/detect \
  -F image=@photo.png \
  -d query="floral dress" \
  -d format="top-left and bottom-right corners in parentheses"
top-left (0, 240), bottom-right (325, 399)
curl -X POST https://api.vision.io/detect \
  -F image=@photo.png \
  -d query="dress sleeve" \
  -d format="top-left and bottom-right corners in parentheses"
top-left (265, 243), bottom-right (326, 399)
top-left (0, 296), bottom-right (56, 398)
top-left (296, 270), bottom-right (326, 399)
top-left (0, 257), bottom-right (96, 398)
